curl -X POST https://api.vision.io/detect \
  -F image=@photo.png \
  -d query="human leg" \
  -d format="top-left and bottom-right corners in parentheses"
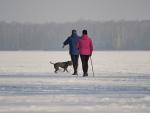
top-left (71, 55), bottom-right (79, 75)
top-left (80, 55), bottom-right (90, 76)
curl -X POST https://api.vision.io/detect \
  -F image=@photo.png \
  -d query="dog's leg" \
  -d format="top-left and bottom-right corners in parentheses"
top-left (55, 69), bottom-right (57, 73)
top-left (55, 68), bottom-right (59, 73)
top-left (64, 67), bottom-right (68, 72)
top-left (54, 65), bottom-right (59, 73)
top-left (66, 68), bottom-right (68, 72)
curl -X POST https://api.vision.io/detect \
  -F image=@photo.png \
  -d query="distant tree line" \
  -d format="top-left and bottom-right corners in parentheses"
top-left (0, 20), bottom-right (150, 50)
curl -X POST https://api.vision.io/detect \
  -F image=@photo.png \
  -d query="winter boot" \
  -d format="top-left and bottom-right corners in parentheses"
top-left (72, 71), bottom-right (78, 75)
top-left (83, 73), bottom-right (88, 77)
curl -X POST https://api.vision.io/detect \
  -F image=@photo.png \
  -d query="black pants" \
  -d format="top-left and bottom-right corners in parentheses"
top-left (70, 55), bottom-right (79, 73)
top-left (80, 55), bottom-right (90, 74)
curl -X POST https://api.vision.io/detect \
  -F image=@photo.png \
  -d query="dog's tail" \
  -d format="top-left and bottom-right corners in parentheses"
top-left (49, 61), bottom-right (55, 64)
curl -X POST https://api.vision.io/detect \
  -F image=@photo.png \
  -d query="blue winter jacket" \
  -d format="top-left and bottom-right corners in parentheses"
top-left (63, 32), bottom-right (80, 55)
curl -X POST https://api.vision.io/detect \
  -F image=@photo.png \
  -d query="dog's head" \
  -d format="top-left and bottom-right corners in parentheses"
top-left (67, 61), bottom-right (73, 65)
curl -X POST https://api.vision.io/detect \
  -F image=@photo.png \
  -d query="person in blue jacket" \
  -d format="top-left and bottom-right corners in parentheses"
top-left (63, 30), bottom-right (80, 75)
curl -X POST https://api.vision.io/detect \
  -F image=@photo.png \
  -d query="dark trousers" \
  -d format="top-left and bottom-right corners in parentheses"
top-left (80, 55), bottom-right (90, 74)
top-left (70, 55), bottom-right (79, 73)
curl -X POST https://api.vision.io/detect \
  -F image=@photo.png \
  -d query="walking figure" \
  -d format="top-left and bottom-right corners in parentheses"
top-left (63, 30), bottom-right (80, 75)
top-left (77, 30), bottom-right (93, 77)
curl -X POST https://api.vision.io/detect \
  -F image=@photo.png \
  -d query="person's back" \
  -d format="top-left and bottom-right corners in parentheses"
top-left (63, 30), bottom-right (80, 55)
top-left (77, 34), bottom-right (93, 55)
top-left (77, 30), bottom-right (93, 77)
top-left (63, 30), bottom-right (80, 75)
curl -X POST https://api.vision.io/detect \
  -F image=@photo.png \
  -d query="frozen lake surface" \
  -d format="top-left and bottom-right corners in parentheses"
top-left (0, 51), bottom-right (150, 113)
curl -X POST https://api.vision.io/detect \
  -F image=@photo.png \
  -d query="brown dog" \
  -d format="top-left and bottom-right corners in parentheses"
top-left (50, 61), bottom-right (72, 73)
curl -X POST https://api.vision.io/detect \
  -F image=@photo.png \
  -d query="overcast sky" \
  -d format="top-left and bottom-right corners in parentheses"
top-left (0, 0), bottom-right (150, 23)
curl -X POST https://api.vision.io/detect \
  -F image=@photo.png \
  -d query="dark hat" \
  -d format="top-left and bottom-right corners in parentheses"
top-left (72, 29), bottom-right (77, 34)
top-left (82, 29), bottom-right (87, 35)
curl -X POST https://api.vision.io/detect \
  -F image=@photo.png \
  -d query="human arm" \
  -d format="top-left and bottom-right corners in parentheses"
top-left (62, 37), bottom-right (70, 48)
top-left (90, 39), bottom-right (93, 56)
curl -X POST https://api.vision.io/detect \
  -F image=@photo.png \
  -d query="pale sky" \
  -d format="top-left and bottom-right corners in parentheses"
top-left (0, 0), bottom-right (150, 23)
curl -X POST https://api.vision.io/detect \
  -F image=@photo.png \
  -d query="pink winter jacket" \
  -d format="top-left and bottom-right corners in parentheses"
top-left (77, 35), bottom-right (93, 55)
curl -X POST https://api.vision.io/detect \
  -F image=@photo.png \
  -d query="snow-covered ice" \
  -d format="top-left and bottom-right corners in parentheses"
top-left (0, 51), bottom-right (150, 113)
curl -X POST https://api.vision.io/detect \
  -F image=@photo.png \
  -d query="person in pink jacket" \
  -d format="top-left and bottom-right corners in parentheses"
top-left (77, 30), bottom-right (93, 77)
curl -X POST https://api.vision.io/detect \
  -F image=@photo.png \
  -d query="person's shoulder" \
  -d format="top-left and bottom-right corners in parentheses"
top-left (67, 36), bottom-right (72, 40)
top-left (68, 36), bottom-right (72, 38)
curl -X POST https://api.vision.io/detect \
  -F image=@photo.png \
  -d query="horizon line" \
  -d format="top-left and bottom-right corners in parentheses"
top-left (1, 19), bottom-right (150, 24)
